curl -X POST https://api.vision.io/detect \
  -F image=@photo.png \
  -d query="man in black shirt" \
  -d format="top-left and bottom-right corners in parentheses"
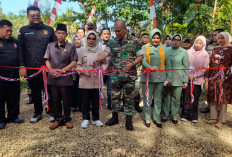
top-left (0, 20), bottom-right (24, 129)
top-left (18, 6), bottom-right (57, 123)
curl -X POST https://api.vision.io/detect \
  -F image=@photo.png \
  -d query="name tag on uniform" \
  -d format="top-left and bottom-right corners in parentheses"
top-left (149, 53), bottom-right (154, 55)
top-left (25, 32), bottom-right (34, 35)
top-left (0, 43), bottom-right (3, 47)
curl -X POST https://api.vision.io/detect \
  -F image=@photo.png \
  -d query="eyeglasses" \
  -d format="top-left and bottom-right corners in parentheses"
top-left (29, 14), bottom-right (41, 18)
top-left (87, 37), bottom-right (96, 41)
top-left (173, 39), bottom-right (181, 42)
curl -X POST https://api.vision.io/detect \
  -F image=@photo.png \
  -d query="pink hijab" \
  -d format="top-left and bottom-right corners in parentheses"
top-left (188, 35), bottom-right (207, 55)
top-left (217, 31), bottom-right (232, 47)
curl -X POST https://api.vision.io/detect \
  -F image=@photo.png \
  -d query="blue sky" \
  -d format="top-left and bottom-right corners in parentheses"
top-left (1, 0), bottom-right (82, 15)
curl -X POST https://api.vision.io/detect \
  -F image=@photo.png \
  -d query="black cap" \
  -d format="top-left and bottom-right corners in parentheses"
top-left (56, 23), bottom-right (67, 32)
top-left (183, 37), bottom-right (191, 43)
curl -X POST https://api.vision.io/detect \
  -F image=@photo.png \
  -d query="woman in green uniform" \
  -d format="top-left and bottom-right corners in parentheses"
top-left (162, 34), bottom-right (189, 124)
top-left (141, 29), bottom-right (171, 128)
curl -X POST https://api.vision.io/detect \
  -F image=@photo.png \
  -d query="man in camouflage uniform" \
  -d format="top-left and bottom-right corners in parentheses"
top-left (96, 20), bottom-right (143, 130)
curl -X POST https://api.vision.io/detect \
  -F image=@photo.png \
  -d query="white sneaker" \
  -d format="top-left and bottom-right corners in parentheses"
top-left (30, 114), bottom-right (42, 123)
top-left (181, 118), bottom-right (187, 121)
top-left (49, 114), bottom-right (55, 122)
top-left (92, 120), bottom-right (103, 126)
top-left (81, 120), bottom-right (89, 128)
top-left (192, 120), bottom-right (198, 123)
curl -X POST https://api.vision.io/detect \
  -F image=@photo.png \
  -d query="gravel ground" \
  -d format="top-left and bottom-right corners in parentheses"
top-left (0, 89), bottom-right (232, 157)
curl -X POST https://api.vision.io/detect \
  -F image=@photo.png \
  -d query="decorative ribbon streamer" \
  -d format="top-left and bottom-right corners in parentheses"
top-left (189, 66), bottom-right (195, 104)
top-left (0, 65), bottom-right (230, 111)
top-left (96, 67), bottom-right (104, 110)
top-left (41, 66), bottom-right (49, 112)
top-left (218, 65), bottom-right (226, 104)
top-left (144, 68), bottom-right (151, 106)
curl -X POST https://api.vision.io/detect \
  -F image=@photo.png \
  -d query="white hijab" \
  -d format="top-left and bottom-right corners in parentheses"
top-left (217, 31), bottom-right (232, 47)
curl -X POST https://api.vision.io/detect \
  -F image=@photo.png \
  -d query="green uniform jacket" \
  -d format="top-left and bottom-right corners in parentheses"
top-left (140, 29), bottom-right (171, 83)
top-left (167, 45), bottom-right (189, 86)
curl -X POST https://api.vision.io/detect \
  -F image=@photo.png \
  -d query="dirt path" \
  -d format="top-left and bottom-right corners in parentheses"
top-left (0, 89), bottom-right (232, 157)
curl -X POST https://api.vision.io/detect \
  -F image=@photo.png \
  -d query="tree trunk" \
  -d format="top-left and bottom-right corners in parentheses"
top-left (212, 0), bottom-right (217, 22)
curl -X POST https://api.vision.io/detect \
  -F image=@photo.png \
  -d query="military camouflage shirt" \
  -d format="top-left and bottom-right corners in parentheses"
top-left (104, 34), bottom-right (143, 80)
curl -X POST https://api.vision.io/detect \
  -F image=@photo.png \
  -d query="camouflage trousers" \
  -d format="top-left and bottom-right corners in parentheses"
top-left (111, 78), bottom-right (137, 116)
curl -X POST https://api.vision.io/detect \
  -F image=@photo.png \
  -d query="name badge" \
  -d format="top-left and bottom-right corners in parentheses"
top-left (0, 43), bottom-right (3, 47)
top-left (149, 53), bottom-right (154, 55)
top-left (25, 32), bottom-right (34, 35)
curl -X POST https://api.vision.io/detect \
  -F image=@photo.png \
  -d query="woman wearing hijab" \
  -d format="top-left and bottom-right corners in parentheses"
top-left (77, 31), bottom-right (107, 128)
top-left (141, 29), bottom-right (171, 128)
top-left (181, 36), bottom-right (209, 123)
top-left (71, 35), bottom-right (82, 112)
top-left (205, 32), bottom-right (232, 128)
top-left (165, 35), bottom-right (172, 47)
top-left (162, 34), bottom-right (189, 124)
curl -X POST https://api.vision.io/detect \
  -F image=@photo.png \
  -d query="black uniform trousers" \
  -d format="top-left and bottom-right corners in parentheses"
top-left (181, 84), bottom-right (202, 121)
top-left (81, 89), bottom-right (99, 121)
top-left (51, 86), bottom-right (71, 123)
top-left (71, 75), bottom-right (82, 110)
top-left (27, 70), bottom-right (53, 116)
top-left (0, 80), bottom-right (20, 123)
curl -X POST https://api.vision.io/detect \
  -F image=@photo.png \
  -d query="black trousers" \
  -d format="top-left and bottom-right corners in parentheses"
top-left (181, 84), bottom-right (202, 120)
top-left (71, 75), bottom-right (82, 109)
top-left (27, 71), bottom-right (53, 115)
top-left (81, 89), bottom-right (99, 121)
top-left (103, 75), bottom-right (112, 107)
top-left (0, 81), bottom-right (20, 123)
top-left (51, 86), bottom-right (71, 123)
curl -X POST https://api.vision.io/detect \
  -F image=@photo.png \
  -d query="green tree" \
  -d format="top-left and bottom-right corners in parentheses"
top-left (184, 3), bottom-right (213, 35)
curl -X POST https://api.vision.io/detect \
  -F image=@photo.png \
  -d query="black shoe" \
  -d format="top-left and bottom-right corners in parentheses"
top-left (125, 115), bottom-right (133, 130)
top-left (105, 112), bottom-right (119, 126)
top-left (71, 107), bottom-right (78, 112)
top-left (0, 123), bottom-right (6, 129)
top-left (134, 104), bottom-right (142, 113)
top-left (172, 119), bottom-right (178, 124)
top-left (27, 97), bottom-right (33, 104)
top-left (201, 107), bottom-right (210, 113)
top-left (154, 121), bottom-right (162, 128)
top-left (161, 119), bottom-right (167, 123)
top-left (145, 122), bottom-right (150, 128)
